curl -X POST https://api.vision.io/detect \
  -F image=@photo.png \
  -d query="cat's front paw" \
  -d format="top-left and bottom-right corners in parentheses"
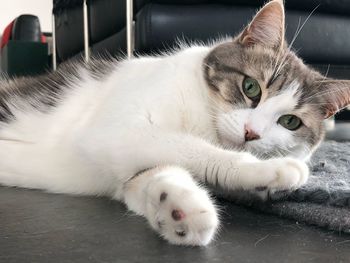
top-left (146, 170), bottom-right (219, 246)
top-left (262, 157), bottom-right (309, 192)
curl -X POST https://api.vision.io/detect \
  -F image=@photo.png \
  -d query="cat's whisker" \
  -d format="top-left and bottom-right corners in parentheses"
top-left (221, 117), bottom-right (238, 135)
top-left (271, 6), bottom-right (318, 83)
top-left (305, 65), bottom-right (331, 99)
top-left (303, 84), bottom-right (350, 102)
top-left (289, 5), bottom-right (319, 51)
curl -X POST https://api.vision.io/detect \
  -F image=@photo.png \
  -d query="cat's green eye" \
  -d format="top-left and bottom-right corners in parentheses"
top-left (242, 77), bottom-right (261, 100)
top-left (278, 115), bottom-right (302, 131)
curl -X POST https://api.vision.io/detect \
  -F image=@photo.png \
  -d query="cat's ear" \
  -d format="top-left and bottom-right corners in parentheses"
top-left (239, 0), bottom-right (285, 49)
top-left (317, 79), bottom-right (350, 119)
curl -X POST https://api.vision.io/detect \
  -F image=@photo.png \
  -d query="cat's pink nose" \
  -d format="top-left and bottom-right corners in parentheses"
top-left (244, 124), bottom-right (260, 142)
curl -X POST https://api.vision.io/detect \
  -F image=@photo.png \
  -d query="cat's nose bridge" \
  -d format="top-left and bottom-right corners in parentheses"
top-left (247, 111), bottom-right (270, 135)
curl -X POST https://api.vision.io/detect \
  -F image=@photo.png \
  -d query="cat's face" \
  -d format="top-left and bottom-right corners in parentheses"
top-left (204, 0), bottom-right (350, 159)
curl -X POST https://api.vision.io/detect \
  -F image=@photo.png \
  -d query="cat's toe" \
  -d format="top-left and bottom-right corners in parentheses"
top-left (267, 158), bottom-right (309, 191)
top-left (162, 195), bottom-right (218, 246)
top-left (148, 182), bottom-right (219, 246)
top-left (163, 209), bottom-right (218, 246)
top-left (284, 158), bottom-right (309, 186)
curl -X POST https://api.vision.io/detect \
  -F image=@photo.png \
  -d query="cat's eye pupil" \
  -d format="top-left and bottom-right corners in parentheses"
top-left (278, 115), bottom-right (302, 131)
top-left (285, 116), bottom-right (292, 124)
top-left (242, 77), bottom-right (261, 100)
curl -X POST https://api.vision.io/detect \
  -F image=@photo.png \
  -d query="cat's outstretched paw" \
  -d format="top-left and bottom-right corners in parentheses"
top-left (145, 168), bottom-right (219, 246)
top-left (256, 157), bottom-right (309, 194)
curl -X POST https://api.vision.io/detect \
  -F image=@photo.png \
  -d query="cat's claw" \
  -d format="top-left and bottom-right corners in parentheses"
top-left (145, 172), bottom-right (219, 246)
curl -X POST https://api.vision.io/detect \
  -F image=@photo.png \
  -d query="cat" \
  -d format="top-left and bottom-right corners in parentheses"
top-left (0, 0), bottom-right (349, 246)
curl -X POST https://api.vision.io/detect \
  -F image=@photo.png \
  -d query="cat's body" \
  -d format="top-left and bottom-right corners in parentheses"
top-left (1, 0), bottom-right (350, 246)
top-left (0, 46), bottom-right (216, 195)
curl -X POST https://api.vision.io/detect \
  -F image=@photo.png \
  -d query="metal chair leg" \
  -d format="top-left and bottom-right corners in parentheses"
top-left (52, 13), bottom-right (57, 70)
top-left (83, 0), bottom-right (90, 62)
top-left (126, 0), bottom-right (134, 58)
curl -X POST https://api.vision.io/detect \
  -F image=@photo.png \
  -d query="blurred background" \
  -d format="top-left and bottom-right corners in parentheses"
top-left (0, 0), bottom-right (52, 34)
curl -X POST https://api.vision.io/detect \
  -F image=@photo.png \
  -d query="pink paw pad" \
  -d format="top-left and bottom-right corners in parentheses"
top-left (171, 209), bottom-right (185, 221)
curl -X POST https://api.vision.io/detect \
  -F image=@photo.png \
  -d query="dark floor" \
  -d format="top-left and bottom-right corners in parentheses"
top-left (1, 186), bottom-right (349, 263)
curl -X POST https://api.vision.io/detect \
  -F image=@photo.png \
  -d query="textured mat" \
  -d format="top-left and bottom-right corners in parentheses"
top-left (217, 141), bottom-right (350, 233)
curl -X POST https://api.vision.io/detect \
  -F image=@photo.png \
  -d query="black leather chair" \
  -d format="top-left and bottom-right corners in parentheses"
top-left (53, 0), bottom-right (350, 69)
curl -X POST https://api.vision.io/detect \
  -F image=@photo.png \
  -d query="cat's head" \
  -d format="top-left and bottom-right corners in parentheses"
top-left (204, 0), bottom-right (350, 160)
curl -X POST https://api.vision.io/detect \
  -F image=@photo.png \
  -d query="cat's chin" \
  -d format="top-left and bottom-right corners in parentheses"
top-left (220, 136), bottom-right (283, 159)
top-left (219, 134), bottom-right (264, 152)
top-left (219, 136), bottom-right (246, 151)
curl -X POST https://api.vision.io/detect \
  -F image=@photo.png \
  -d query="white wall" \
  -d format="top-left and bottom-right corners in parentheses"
top-left (1, 0), bottom-right (52, 34)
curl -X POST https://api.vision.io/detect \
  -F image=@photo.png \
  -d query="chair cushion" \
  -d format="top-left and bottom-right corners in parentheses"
top-left (135, 4), bottom-right (350, 66)
top-left (134, 0), bottom-right (350, 16)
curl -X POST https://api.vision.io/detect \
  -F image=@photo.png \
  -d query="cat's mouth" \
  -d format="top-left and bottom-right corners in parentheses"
top-left (219, 135), bottom-right (246, 150)
top-left (217, 130), bottom-right (271, 154)
top-left (220, 134), bottom-right (277, 157)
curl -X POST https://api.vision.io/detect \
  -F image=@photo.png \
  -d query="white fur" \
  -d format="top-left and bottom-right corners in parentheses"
top-left (0, 45), bottom-right (309, 246)
top-left (124, 166), bottom-right (219, 246)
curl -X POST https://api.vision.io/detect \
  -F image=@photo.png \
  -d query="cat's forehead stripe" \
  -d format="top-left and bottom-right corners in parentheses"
top-left (261, 81), bottom-right (300, 113)
top-left (215, 63), bottom-right (246, 77)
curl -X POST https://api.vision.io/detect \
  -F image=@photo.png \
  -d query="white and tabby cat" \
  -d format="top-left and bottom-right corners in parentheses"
top-left (0, 0), bottom-right (349, 246)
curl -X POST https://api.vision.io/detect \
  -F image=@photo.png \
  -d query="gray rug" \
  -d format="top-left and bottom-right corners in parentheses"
top-left (218, 141), bottom-right (350, 233)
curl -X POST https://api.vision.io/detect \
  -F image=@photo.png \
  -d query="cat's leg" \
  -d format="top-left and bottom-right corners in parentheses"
top-left (116, 132), bottom-right (309, 195)
top-left (176, 135), bottom-right (308, 194)
top-left (123, 166), bottom-right (219, 246)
